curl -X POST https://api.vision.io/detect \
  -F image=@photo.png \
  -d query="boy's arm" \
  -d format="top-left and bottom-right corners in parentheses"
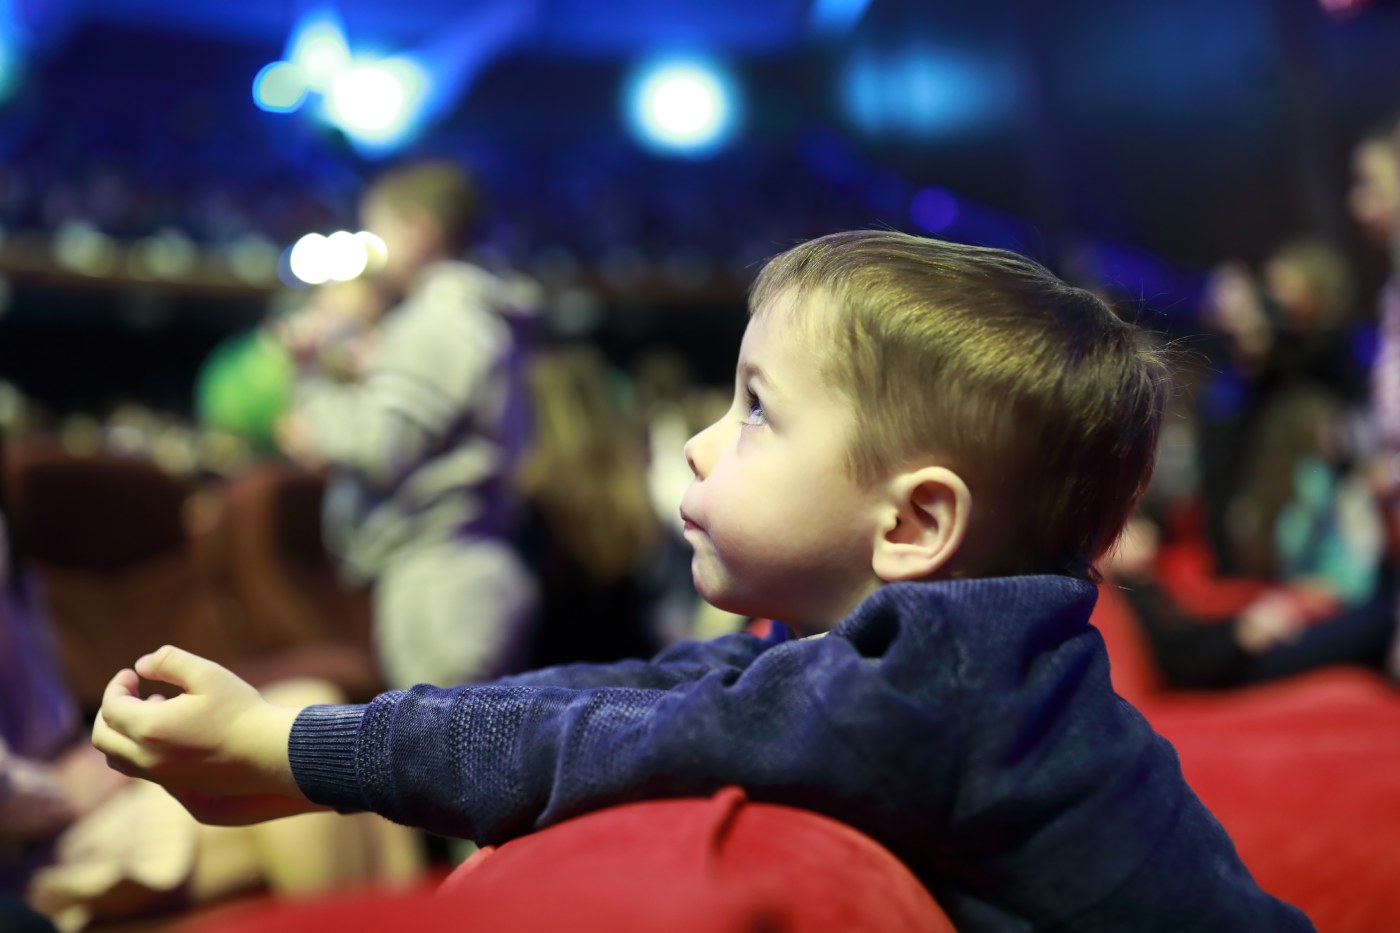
top-left (88, 633), bottom-right (774, 822)
top-left (290, 633), bottom-right (945, 847)
top-left (491, 631), bottom-right (773, 691)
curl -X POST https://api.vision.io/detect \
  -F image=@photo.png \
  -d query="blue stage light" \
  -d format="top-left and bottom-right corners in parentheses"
top-left (252, 61), bottom-right (309, 113)
top-left (287, 10), bottom-right (351, 92)
top-left (624, 57), bottom-right (739, 157)
top-left (808, 0), bottom-right (874, 37)
top-left (0, 44), bottom-right (16, 104)
top-left (841, 46), bottom-right (1006, 140)
top-left (0, 2), bottom-right (24, 106)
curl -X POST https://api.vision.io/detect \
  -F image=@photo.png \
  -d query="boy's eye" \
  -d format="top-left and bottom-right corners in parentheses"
top-left (743, 391), bottom-right (766, 426)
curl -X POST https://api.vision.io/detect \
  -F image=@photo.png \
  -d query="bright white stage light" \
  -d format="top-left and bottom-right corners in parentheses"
top-left (324, 58), bottom-right (426, 147)
top-left (289, 233), bottom-right (332, 285)
top-left (625, 58), bottom-right (739, 157)
top-left (324, 230), bottom-right (369, 281)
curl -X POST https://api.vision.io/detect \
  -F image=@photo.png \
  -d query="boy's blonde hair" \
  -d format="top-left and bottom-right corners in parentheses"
top-left (751, 230), bottom-right (1166, 580)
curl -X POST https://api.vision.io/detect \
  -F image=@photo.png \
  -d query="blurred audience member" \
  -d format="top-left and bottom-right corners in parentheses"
top-left (196, 278), bottom-right (387, 458)
top-left (1349, 119), bottom-right (1400, 258)
top-left (1228, 388), bottom-right (1380, 595)
top-left (514, 345), bottom-right (662, 667)
top-left (276, 161), bottom-right (541, 690)
top-left (1349, 116), bottom-right (1400, 677)
top-left (272, 278), bottom-right (388, 385)
top-left (1196, 238), bottom-right (1363, 572)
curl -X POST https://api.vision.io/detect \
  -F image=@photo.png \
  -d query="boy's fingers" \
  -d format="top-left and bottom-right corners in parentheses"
top-left (134, 645), bottom-right (227, 693)
top-left (103, 668), bottom-right (141, 702)
top-left (91, 714), bottom-right (149, 773)
top-left (97, 669), bottom-right (149, 737)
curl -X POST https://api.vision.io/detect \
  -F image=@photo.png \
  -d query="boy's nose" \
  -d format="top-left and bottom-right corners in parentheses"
top-left (683, 424), bottom-right (714, 479)
top-left (683, 434), bottom-right (703, 479)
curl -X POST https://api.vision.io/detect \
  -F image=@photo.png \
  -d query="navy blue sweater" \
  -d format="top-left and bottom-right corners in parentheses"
top-left (290, 576), bottom-right (1313, 931)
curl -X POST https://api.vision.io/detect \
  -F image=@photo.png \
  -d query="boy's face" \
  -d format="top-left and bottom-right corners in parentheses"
top-left (680, 295), bottom-right (886, 634)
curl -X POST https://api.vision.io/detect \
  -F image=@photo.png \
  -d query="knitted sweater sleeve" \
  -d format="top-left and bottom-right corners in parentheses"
top-left (289, 625), bottom-right (950, 848)
top-left (489, 632), bottom-right (773, 690)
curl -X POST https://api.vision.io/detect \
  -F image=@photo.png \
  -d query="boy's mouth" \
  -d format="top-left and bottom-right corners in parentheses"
top-left (679, 508), bottom-right (702, 533)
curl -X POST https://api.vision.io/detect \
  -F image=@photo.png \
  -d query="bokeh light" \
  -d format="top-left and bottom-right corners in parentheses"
top-left (52, 221), bottom-right (118, 276)
top-left (252, 61), bottom-right (309, 113)
top-left (324, 230), bottom-right (369, 281)
top-left (289, 232), bottom-right (332, 285)
top-left (324, 57), bottom-right (427, 148)
top-left (289, 230), bottom-right (382, 285)
top-left (624, 58), bottom-right (740, 157)
top-left (841, 45), bottom-right (1006, 139)
top-left (808, 0), bottom-right (874, 37)
top-left (0, 38), bottom-right (19, 104)
top-left (288, 13), bottom-right (351, 92)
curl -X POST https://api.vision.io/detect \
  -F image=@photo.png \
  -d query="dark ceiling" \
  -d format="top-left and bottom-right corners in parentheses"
top-left (4, 0), bottom-right (1400, 272)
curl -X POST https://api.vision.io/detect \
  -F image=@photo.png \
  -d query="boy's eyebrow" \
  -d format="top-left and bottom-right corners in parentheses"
top-left (738, 361), bottom-right (780, 397)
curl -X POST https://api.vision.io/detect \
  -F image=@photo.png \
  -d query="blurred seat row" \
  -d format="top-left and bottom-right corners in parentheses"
top-left (2, 435), bottom-right (382, 716)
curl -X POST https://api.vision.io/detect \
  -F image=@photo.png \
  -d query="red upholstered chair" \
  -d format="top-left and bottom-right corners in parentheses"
top-left (183, 788), bottom-right (954, 933)
top-left (1092, 579), bottom-right (1400, 933)
top-left (1, 438), bottom-right (239, 711)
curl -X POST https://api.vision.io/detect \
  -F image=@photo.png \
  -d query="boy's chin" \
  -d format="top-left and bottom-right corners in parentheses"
top-left (698, 591), bottom-right (835, 638)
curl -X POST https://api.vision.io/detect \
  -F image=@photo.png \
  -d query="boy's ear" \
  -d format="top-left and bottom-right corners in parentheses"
top-left (870, 466), bottom-right (972, 582)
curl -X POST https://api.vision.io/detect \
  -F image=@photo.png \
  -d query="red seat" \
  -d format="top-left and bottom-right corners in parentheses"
top-left (1092, 580), bottom-right (1400, 933)
top-left (186, 788), bottom-right (954, 933)
top-left (1, 438), bottom-right (238, 711)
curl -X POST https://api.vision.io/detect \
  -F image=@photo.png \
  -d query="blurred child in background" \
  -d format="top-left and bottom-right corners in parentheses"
top-left (514, 345), bottom-right (662, 667)
top-left (276, 161), bottom-right (542, 691)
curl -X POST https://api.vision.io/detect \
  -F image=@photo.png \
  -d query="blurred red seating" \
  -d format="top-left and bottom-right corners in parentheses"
top-left (1092, 581), bottom-right (1400, 933)
top-left (184, 787), bottom-right (955, 933)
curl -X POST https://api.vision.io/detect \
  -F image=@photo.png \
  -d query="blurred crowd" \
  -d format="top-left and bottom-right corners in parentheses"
top-left (0, 112), bottom-right (907, 292)
top-left (1101, 118), bottom-right (1400, 690)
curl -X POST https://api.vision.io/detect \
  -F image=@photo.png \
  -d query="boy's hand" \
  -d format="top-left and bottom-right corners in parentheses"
top-left (92, 646), bottom-right (305, 804)
top-left (164, 787), bottom-right (329, 826)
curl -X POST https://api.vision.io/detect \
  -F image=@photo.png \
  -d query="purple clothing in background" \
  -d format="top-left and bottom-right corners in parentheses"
top-left (0, 570), bottom-right (77, 762)
top-left (1373, 280), bottom-right (1400, 449)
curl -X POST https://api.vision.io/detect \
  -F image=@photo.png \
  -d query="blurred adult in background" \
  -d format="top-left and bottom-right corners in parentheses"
top-left (514, 346), bottom-right (662, 667)
top-left (277, 161), bottom-right (542, 690)
top-left (194, 277), bottom-right (386, 459)
top-left (1349, 116), bottom-right (1400, 676)
top-left (1196, 238), bottom-right (1363, 572)
top-left (1108, 385), bottom-right (1395, 690)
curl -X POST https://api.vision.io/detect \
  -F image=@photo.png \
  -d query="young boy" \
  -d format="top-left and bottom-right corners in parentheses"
top-left (94, 232), bottom-right (1312, 931)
